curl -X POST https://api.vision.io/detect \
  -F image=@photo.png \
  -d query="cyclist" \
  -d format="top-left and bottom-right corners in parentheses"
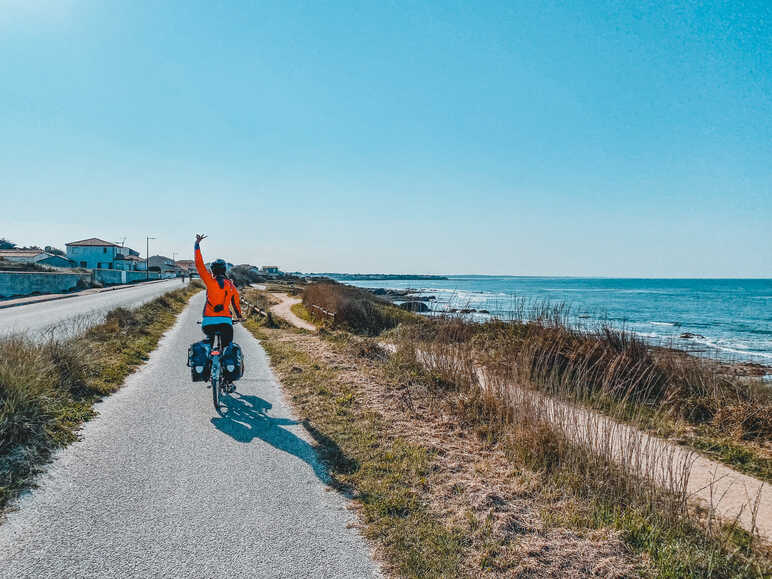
top-left (194, 233), bottom-right (242, 347)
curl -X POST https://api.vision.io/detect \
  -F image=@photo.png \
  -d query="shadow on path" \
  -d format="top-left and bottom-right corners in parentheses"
top-left (210, 393), bottom-right (328, 481)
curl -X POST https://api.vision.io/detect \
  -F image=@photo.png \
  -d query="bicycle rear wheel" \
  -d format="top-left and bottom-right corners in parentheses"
top-left (211, 362), bottom-right (221, 412)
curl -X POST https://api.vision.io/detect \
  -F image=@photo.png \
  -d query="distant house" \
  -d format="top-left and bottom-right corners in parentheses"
top-left (175, 259), bottom-right (195, 273)
top-left (261, 265), bottom-right (281, 275)
top-left (0, 249), bottom-right (75, 268)
top-left (65, 238), bottom-right (136, 270)
top-left (114, 254), bottom-right (146, 271)
top-left (148, 255), bottom-right (176, 273)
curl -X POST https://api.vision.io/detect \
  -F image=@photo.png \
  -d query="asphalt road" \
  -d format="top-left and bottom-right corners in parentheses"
top-left (0, 293), bottom-right (378, 578)
top-left (0, 279), bottom-right (184, 338)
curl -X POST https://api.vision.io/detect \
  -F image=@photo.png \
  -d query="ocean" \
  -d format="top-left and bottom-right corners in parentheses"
top-left (343, 276), bottom-right (772, 367)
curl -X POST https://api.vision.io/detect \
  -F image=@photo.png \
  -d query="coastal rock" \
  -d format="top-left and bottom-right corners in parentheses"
top-left (679, 332), bottom-right (705, 340)
top-left (400, 301), bottom-right (430, 312)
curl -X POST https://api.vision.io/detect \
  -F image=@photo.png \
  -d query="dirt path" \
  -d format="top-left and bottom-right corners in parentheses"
top-left (476, 368), bottom-right (771, 541)
top-left (271, 294), bottom-right (316, 332)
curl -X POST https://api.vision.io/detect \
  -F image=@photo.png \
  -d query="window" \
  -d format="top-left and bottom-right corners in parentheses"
top-left (97, 263), bottom-right (102, 269)
top-left (80, 261), bottom-right (86, 268)
top-left (103, 247), bottom-right (107, 253)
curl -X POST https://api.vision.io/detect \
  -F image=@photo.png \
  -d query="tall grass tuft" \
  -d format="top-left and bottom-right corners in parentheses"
top-left (397, 309), bottom-right (771, 461)
top-left (303, 281), bottom-right (416, 335)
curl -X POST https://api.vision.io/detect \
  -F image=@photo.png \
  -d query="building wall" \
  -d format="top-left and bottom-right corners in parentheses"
top-left (0, 272), bottom-right (91, 298)
top-left (125, 270), bottom-right (175, 282)
top-left (93, 269), bottom-right (126, 285)
top-left (66, 245), bottom-right (118, 269)
top-left (0, 270), bottom-right (176, 298)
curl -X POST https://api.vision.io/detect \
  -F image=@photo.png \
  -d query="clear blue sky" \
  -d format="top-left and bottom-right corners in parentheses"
top-left (1, 1), bottom-right (770, 276)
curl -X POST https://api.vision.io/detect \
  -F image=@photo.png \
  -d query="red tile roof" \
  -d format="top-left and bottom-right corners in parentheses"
top-left (65, 238), bottom-right (120, 247)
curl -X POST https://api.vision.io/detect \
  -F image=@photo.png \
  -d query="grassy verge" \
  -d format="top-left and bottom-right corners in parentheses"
top-left (0, 282), bottom-right (201, 511)
top-left (290, 302), bottom-right (314, 325)
top-left (244, 320), bottom-right (465, 576)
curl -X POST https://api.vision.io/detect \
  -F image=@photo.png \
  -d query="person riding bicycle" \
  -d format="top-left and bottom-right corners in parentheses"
top-left (194, 234), bottom-right (242, 347)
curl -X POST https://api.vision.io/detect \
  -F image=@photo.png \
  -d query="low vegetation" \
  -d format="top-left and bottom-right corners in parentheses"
top-left (0, 257), bottom-right (50, 273)
top-left (290, 302), bottom-right (314, 325)
top-left (0, 282), bottom-right (201, 511)
top-left (302, 281), bottom-right (416, 334)
top-left (394, 313), bottom-right (772, 482)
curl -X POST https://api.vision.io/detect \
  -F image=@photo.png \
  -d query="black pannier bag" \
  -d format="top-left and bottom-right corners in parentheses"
top-left (222, 342), bottom-right (244, 382)
top-left (187, 340), bottom-right (211, 382)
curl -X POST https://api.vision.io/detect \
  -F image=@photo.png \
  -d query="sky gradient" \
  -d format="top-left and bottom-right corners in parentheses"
top-left (1, 1), bottom-right (770, 276)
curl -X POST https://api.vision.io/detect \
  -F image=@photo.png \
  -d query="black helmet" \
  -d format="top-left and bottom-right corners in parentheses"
top-left (211, 259), bottom-right (227, 276)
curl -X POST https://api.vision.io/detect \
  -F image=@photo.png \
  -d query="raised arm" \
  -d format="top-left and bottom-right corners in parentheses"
top-left (194, 234), bottom-right (214, 286)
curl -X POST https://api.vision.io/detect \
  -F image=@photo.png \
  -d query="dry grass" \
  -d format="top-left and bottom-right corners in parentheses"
top-left (394, 315), bottom-right (772, 482)
top-left (244, 320), bottom-right (646, 576)
top-left (0, 282), bottom-right (202, 511)
top-left (388, 317), bottom-right (771, 575)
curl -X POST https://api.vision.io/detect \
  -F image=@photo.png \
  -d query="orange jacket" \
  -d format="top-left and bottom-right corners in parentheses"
top-left (194, 245), bottom-right (242, 319)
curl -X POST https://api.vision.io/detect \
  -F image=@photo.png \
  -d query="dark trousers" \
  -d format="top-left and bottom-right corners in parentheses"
top-left (202, 323), bottom-right (233, 348)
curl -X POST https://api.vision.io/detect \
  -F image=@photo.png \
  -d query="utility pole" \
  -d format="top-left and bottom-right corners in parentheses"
top-left (172, 252), bottom-right (178, 278)
top-left (146, 236), bottom-right (156, 280)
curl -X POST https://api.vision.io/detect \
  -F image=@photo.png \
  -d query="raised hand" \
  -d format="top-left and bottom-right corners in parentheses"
top-left (195, 233), bottom-right (207, 243)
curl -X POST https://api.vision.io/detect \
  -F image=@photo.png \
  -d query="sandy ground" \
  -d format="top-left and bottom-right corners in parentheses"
top-left (271, 294), bottom-right (317, 332)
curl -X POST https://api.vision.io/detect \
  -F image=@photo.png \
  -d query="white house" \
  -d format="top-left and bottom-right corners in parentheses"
top-left (0, 249), bottom-right (75, 268)
top-left (65, 238), bottom-right (136, 269)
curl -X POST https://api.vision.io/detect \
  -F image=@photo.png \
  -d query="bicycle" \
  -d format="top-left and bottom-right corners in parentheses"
top-left (198, 320), bottom-right (240, 413)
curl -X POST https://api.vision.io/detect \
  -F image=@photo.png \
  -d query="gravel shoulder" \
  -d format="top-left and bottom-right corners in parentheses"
top-left (0, 293), bottom-right (378, 578)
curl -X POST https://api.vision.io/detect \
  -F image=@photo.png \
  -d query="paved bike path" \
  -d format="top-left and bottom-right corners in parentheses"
top-left (0, 293), bottom-right (378, 578)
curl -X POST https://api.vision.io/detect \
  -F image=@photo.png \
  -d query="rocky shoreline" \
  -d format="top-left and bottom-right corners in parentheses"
top-left (364, 286), bottom-right (772, 379)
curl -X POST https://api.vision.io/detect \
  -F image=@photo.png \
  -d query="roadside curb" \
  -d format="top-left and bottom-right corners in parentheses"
top-left (0, 279), bottom-right (174, 310)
